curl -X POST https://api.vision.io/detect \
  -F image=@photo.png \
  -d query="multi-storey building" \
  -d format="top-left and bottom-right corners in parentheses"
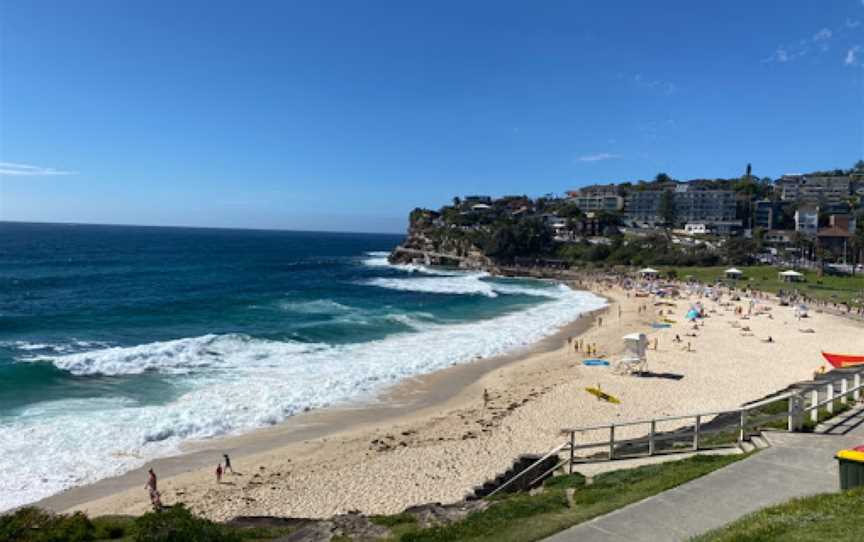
top-left (567, 194), bottom-right (624, 212)
top-left (624, 186), bottom-right (737, 227)
top-left (754, 200), bottom-right (780, 230)
top-left (798, 176), bottom-right (850, 205)
top-left (776, 175), bottom-right (850, 205)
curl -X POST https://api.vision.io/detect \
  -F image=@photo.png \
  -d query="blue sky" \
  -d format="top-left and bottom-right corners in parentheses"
top-left (1, 1), bottom-right (863, 233)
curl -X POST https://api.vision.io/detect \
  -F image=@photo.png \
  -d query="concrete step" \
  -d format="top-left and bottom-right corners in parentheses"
top-left (750, 434), bottom-right (771, 449)
top-left (738, 441), bottom-right (755, 453)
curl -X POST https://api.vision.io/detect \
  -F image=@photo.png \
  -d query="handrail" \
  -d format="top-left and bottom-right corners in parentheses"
top-left (485, 441), bottom-right (572, 498)
top-left (560, 366), bottom-right (864, 435)
top-left (486, 365), bottom-right (864, 501)
top-left (801, 381), bottom-right (864, 413)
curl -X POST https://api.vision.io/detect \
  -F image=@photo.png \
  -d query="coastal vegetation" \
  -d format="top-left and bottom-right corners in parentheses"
top-left (692, 486), bottom-right (864, 542)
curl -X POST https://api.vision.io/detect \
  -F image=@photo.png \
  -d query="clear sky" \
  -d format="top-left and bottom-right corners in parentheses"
top-left (1, 1), bottom-right (863, 233)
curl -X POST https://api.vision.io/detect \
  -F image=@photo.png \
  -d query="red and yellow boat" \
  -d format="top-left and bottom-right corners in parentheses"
top-left (821, 352), bottom-right (864, 369)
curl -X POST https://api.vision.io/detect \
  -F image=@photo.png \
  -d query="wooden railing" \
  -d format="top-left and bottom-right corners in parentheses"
top-left (486, 366), bottom-right (864, 498)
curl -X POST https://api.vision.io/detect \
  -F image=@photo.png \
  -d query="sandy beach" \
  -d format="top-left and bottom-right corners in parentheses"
top-left (39, 280), bottom-right (864, 521)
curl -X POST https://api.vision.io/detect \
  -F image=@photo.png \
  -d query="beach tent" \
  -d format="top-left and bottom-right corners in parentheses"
top-left (724, 268), bottom-right (744, 279)
top-left (639, 267), bottom-right (660, 279)
top-left (778, 270), bottom-right (805, 283)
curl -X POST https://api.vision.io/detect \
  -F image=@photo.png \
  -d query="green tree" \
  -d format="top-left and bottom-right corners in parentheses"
top-left (659, 190), bottom-right (676, 226)
top-left (655, 172), bottom-right (672, 183)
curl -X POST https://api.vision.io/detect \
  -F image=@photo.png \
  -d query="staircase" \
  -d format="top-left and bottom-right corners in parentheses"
top-left (467, 453), bottom-right (559, 500)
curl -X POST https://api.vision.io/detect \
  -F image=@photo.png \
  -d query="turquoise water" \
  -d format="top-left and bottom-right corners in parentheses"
top-left (0, 222), bottom-right (605, 510)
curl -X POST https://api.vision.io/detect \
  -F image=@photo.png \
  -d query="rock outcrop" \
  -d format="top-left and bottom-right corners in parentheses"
top-left (388, 209), bottom-right (492, 269)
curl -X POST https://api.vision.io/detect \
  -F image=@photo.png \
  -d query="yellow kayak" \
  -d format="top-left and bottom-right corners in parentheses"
top-left (585, 386), bottom-right (621, 404)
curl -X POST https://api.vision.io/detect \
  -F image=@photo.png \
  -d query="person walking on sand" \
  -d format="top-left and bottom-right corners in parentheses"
top-left (483, 388), bottom-right (490, 408)
top-left (145, 468), bottom-right (161, 510)
top-left (223, 454), bottom-right (233, 474)
top-left (216, 464), bottom-right (223, 484)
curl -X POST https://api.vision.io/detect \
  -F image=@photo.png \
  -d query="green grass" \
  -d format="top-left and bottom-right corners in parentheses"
top-left (660, 265), bottom-right (864, 307)
top-left (691, 486), bottom-right (864, 542)
top-left (388, 454), bottom-right (747, 542)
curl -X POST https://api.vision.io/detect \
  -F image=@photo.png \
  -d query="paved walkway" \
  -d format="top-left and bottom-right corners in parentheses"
top-left (544, 405), bottom-right (864, 542)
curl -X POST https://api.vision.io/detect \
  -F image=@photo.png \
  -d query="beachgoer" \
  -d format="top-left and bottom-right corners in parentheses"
top-left (147, 468), bottom-right (157, 492)
top-left (216, 464), bottom-right (223, 483)
top-left (145, 468), bottom-right (161, 510)
top-left (483, 388), bottom-right (490, 408)
top-left (223, 454), bottom-right (233, 474)
top-left (673, 334), bottom-right (681, 343)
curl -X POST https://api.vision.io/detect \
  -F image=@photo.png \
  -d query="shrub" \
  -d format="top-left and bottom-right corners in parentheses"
top-left (133, 505), bottom-right (240, 542)
top-left (0, 507), bottom-right (95, 542)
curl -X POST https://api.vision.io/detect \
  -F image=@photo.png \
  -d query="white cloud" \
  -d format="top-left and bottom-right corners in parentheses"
top-left (845, 46), bottom-right (862, 66)
top-left (0, 161), bottom-right (76, 176)
top-left (764, 48), bottom-right (791, 63)
top-left (577, 153), bottom-right (620, 162)
top-left (813, 28), bottom-right (832, 42)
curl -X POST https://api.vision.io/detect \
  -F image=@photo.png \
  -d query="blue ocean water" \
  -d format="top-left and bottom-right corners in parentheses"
top-left (0, 222), bottom-right (605, 510)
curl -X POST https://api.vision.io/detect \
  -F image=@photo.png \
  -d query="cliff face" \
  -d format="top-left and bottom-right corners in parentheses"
top-left (389, 209), bottom-right (493, 269)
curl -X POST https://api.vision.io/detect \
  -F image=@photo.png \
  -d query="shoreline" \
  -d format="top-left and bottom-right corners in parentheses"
top-left (35, 284), bottom-right (608, 515)
top-left (38, 275), bottom-right (864, 522)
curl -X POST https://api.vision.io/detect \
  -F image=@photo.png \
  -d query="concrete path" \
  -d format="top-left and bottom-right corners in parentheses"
top-left (544, 406), bottom-right (864, 542)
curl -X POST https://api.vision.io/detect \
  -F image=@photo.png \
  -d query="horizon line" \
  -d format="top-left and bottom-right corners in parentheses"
top-left (0, 220), bottom-right (405, 237)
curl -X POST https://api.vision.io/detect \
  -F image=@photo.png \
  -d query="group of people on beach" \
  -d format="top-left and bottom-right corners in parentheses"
top-left (145, 453), bottom-right (234, 511)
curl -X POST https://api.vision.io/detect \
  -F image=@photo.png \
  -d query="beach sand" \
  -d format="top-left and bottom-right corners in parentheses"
top-left (39, 283), bottom-right (864, 521)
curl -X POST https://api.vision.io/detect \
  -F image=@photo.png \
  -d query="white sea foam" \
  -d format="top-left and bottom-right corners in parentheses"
top-left (361, 251), bottom-right (459, 276)
top-left (0, 280), bottom-right (606, 511)
top-left (277, 299), bottom-right (354, 315)
top-left (364, 273), bottom-right (562, 299)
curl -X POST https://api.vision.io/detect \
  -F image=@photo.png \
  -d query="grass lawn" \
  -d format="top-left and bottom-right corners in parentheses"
top-left (382, 454), bottom-right (748, 542)
top-left (659, 265), bottom-right (864, 307)
top-left (691, 486), bottom-right (864, 542)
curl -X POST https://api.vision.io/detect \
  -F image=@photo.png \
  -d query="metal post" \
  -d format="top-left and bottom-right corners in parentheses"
top-left (649, 420), bottom-right (656, 456)
top-left (787, 394), bottom-right (797, 431)
top-left (811, 390), bottom-right (819, 424)
top-left (841, 379), bottom-right (848, 406)
top-left (569, 431), bottom-right (575, 474)
top-left (738, 410), bottom-right (746, 443)
top-left (693, 415), bottom-right (701, 451)
top-left (855, 373), bottom-right (861, 402)
top-left (827, 383), bottom-right (834, 414)
top-left (609, 425), bottom-right (616, 460)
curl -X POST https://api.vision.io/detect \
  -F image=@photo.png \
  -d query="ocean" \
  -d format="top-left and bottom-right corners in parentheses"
top-left (0, 222), bottom-right (605, 511)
